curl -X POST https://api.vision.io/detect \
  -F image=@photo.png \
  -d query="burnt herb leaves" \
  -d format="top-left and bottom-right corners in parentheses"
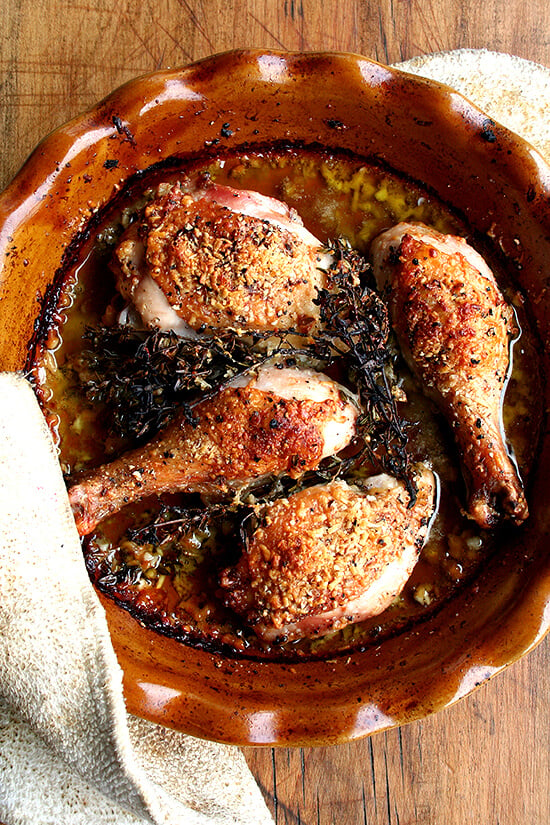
top-left (127, 500), bottom-right (217, 546)
top-left (313, 239), bottom-right (414, 498)
top-left (81, 326), bottom-right (274, 440)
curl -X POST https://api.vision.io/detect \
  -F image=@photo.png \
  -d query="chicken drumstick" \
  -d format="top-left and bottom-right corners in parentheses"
top-left (68, 365), bottom-right (358, 536)
top-left (371, 222), bottom-right (527, 528)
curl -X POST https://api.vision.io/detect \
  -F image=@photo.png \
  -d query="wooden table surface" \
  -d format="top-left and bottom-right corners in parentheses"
top-left (2, 2), bottom-right (549, 823)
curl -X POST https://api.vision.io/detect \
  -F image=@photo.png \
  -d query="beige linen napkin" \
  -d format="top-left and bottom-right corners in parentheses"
top-left (0, 374), bottom-right (273, 825)
top-left (0, 49), bottom-right (548, 825)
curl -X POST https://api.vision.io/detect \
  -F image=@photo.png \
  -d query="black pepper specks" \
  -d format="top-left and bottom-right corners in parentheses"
top-left (480, 119), bottom-right (497, 143)
top-left (324, 118), bottom-right (346, 130)
top-left (112, 115), bottom-right (136, 147)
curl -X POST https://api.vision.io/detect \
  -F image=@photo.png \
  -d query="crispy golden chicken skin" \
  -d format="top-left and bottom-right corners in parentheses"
top-left (112, 183), bottom-right (330, 336)
top-left (220, 465), bottom-right (436, 642)
top-left (68, 366), bottom-right (357, 536)
top-left (371, 222), bottom-right (527, 528)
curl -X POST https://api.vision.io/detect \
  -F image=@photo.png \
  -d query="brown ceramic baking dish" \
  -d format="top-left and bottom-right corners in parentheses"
top-left (0, 50), bottom-right (549, 746)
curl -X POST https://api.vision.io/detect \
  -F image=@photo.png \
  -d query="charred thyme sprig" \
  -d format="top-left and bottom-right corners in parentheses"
top-left (312, 238), bottom-right (414, 498)
top-left (126, 500), bottom-right (220, 546)
top-left (80, 326), bottom-right (280, 441)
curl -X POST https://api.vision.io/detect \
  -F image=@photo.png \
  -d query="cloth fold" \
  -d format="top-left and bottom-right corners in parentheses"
top-left (0, 374), bottom-right (273, 825)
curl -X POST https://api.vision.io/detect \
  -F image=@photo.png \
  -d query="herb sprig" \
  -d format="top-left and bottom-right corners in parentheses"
top-left (81, 326), bottom-right (275, 440)
top-left (313, 239), bottom-right (413, 497)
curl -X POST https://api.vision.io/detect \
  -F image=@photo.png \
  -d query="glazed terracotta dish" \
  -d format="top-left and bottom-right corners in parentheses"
top-left (1, 50), bottom-right (549, 745)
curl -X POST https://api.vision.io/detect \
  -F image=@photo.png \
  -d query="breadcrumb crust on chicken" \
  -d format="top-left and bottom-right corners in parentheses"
top-left (393, 234), bottom-right (515, 399)
top-left (220, 466), bottom-right (436, 640)
top-left (119, 185), bottom-right (327, 334)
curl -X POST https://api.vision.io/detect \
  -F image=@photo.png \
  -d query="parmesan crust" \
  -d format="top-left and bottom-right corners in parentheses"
top-left (112, 184), bottom-right (328, 335)
top-left (68, 366), bottom-right (357, 536)
top-left (220, 465), bottom-right (436, 641)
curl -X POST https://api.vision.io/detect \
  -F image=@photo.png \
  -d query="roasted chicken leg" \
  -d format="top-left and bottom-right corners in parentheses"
top-left (68, 365), bottom-right (358, 536)
top-left (112, 183), bottom-right (331, 337)
top-left (371, 222), bottom-right (527, 528)
top-left (220, 464), bottom-right (436, 642)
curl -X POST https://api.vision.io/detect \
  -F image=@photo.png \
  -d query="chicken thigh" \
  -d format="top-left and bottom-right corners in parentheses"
top-left (68, 365), bottom-right (358, 536)
top-left (220, 464), bottom-right (436, 642)
top-left (112, 183), bottom-right (331, 337)
top-left (371, 222), bottom-right (527, 528)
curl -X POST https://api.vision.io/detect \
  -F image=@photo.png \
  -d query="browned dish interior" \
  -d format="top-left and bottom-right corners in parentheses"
top-left (0, 50), bottom-right (549, 745)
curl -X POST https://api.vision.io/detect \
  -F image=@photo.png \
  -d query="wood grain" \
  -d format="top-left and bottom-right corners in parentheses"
top-left (1, 0), bottom-right (549, 190)
top-left (1, 2), bottom-right (549, 824)
top-left (244, 638), bottom-right (550, 824)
